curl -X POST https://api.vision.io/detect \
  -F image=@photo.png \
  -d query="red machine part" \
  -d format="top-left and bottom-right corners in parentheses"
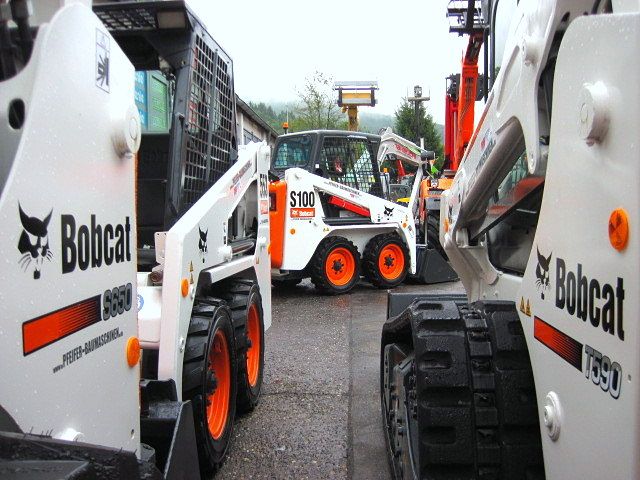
top-left (328, 195), bottom-right (371, 217)
top-left (445, 32), bottom-right (484, 172)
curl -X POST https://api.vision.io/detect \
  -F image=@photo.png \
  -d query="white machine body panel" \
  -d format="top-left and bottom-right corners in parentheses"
top-left (141, 141), bottom-right (273, 396)
top-left (0, 3), bottom-right (140, 453)
top-left (441, 1), bottom-right (640, 478)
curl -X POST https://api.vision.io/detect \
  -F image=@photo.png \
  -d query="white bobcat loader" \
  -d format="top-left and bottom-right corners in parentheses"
top-left (381, 0), bottom-right (640, 479)
top-left (0, 1), bottom-right (270, 478)
top-left (270, 128), bottom-right (456, 294)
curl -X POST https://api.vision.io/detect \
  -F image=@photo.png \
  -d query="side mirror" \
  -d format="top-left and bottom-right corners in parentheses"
top-left (420, 150), bottom-right (435, 161)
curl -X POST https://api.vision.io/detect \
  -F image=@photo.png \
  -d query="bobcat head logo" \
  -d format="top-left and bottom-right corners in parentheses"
top-left (198, 226), bottom-right (208, 258)
top-left (18, 205), bottom-right (53, 279)
top-left (535, 247), bottom-right (552, 299)
top-left (384, 206), bottom-right (394, 217)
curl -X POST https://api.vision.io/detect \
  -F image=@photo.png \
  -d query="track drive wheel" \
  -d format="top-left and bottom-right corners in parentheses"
top-left (182, 299), bottom-right (237, 476)
top-left (310, 236), bottom-right (360, 294)
top-left (381, 300), bottom-right (545, 479)
top-left (218, 281), bottom-right (266, 413)
top-left (363, 233), bottom-right (409, 288)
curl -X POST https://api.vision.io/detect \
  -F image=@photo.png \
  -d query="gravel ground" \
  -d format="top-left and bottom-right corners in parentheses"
top-left (217, 278), bottom-right (463, 479)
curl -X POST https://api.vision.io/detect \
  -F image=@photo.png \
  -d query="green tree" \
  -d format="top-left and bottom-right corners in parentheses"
top-left (249, 101), bottom-right (292, 133)
top-left (292, 71), bottom-right (347, 131)
top-left (394, 99), bottom-right (444, 166)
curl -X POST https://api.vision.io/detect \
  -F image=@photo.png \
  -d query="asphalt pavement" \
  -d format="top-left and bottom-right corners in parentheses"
top-left (218, 278), bottom-right (463, 479)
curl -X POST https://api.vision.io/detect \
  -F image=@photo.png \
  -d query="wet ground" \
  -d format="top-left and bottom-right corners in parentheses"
top-left (218, 279), bottom-right (463, 480)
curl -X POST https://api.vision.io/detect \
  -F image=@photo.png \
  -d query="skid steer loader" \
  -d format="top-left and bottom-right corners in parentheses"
top-left (381, 0), bottom-right (640, 479)
top-left (0, 1), bottom-right (270, 478)
top-left (269, 128), bottom-right (457, 294)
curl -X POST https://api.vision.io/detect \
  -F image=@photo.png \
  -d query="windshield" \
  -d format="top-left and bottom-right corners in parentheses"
top-left (273, 135), bottom-right (314, 169)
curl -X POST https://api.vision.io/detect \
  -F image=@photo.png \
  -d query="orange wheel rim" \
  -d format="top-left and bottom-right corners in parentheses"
top-left (324, 247), bottom-right (355, 286)
top-left (378, 244), bottom-right (405, 280)
top-left (207, 330), bottom-right (231, 439)
top-left (246, 303), bottom-right (261, 387)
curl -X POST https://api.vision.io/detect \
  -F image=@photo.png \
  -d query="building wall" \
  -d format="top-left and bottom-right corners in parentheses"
top-left (236, 96), bottom-right (279, 149)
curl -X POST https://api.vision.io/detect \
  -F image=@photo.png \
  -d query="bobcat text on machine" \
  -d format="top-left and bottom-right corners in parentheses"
top-left (0, 1), bottom-right (270, 478)
top-left (381, 0), bottom-right (640, 479)
top-left (269, 128), bottom-right (456, 294)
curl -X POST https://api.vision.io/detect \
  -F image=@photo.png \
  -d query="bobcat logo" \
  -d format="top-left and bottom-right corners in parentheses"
top-left (198, 226), bottom-right (208, 262)
top-left (18, 205), bottom-right (53, 279)
top-left (535, 247), bottom-right (552, 299)
top-left (384, 206), bottom-right (394, 217)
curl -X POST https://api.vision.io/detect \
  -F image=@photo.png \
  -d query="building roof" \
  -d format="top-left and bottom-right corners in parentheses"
top-left (236, 95), bottom-right (279, 141)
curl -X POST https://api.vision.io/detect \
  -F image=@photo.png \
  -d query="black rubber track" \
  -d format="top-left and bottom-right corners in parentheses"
top-left (362, 233), bottom-right (410, 288)
top-left (216, 280), bottom-right (265, 413)
top-left (310, 236), bottom-right (361, 295)
top-left (382, 300), bottom-right (545, 480)
top-left (182, 298), bottom-right (237, 477)
top-left (426, 215), bottom-right (447, 260)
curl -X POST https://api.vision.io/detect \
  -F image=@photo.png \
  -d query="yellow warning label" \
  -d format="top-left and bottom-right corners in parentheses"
top-left (519, 297), bottom-right (531, 317)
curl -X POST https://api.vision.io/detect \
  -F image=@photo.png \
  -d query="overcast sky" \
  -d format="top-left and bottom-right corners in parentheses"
top-left (187, 0), bottom-right (473, 124)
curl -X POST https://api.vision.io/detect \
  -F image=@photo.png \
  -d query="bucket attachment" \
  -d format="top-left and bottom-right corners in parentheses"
top-left (409, 244), bottom-right (458, 284)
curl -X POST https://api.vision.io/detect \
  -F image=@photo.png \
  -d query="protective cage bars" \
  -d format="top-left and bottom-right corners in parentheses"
top-left (93, 1), bottom-right (237, 223)
top-left (324, 136), bottom-right (384, 198)
top-left (182, 30), bottom-right (236, 211)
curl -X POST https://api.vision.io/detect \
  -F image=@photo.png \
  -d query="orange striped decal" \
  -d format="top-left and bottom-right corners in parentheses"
top-left (22, 296), bottom-right (102, 356)
top-left (534, 316), bottom-right (583, 371)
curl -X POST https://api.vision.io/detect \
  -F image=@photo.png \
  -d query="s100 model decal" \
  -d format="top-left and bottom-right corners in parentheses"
top-left (289, 190), bottom-right (315, 219)
top-left (289, 190), bottom-right (315, 208)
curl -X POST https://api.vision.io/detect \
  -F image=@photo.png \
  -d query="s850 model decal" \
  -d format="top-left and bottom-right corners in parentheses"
top-left (22, 284), bottom-right (132, 356)
top-left (102, 283), bottom-right (133, 320)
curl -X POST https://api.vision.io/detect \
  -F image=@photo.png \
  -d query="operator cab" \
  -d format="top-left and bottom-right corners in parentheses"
top-left (93, 1), bottom-right (248, 271)
top-left (272, 130), bottom-right (385, 198)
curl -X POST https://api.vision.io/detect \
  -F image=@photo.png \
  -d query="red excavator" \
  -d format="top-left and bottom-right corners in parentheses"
top-left (421, 0), bottom-right (487, 256)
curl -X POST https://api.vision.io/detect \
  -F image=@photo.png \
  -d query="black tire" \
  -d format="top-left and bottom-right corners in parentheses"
top-left (182, 299), bottom-right (237, 476)
top-left (310, 236), bottom-right (360, 295)
top-left (382, 300), bottom-right (545, 480)
top-left (362, 233), bottom-right (410, 288)
top-left (217, 281), bottom-right (265, 413)
top-left (426, 215), bottom-right (447, 260)
top-left (272, 278), bottom-right (302, 289)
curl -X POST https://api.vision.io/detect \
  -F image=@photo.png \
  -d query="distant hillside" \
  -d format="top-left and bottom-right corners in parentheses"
top-left (248, 100), bottom-right (443, 142)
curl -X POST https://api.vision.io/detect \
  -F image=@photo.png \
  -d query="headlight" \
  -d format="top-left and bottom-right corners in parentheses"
top-left (429, 178), bottom-right (439, 188)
